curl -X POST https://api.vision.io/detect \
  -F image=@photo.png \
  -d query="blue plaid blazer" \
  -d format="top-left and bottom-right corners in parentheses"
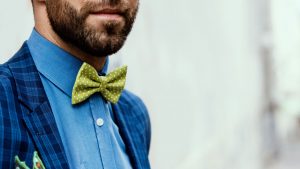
top-left (0, 42), bottom-right (151, 169)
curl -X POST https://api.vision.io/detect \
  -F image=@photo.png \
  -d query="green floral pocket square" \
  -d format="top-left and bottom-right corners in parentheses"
top-left (15, 151), bottom-right (45, 169)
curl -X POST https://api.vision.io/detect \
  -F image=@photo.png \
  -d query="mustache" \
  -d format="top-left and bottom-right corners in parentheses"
top-left (80, 0), bottom-right (130, 16)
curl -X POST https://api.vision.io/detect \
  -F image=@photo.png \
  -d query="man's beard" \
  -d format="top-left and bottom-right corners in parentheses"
top-left (45, 0), bottom-right (138, 57)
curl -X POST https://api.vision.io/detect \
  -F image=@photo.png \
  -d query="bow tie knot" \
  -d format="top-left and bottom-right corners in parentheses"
top-left (72, 63), bottom-right (127, 104)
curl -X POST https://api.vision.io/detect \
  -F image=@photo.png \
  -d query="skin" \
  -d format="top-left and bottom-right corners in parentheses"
top-left (32, 0), bottom-right (138, 71)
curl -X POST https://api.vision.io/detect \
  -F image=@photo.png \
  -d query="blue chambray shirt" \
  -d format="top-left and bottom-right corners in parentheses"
top-left (27, 29), bottom-right (132, 169)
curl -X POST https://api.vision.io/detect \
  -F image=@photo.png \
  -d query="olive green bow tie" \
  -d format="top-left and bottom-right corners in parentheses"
top-left (72, 62), bottom-right (127, 104)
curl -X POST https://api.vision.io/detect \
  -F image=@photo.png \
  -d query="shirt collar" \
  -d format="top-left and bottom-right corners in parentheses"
top-left (27, 29), bottom-right (109, 97)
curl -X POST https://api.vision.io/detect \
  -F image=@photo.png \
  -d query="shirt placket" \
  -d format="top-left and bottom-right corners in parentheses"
top-left (89, 95), bottom-right (117, 169)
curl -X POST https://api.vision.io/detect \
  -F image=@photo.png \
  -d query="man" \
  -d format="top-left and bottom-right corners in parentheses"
top-left (0, 0), bottom-right (151, 168)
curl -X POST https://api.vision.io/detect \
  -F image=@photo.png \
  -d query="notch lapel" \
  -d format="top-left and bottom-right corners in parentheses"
top-left (8, 43), bottom-right (69, 169)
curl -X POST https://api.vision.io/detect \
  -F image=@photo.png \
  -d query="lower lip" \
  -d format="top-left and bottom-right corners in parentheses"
top-left (90, 13), bottom-right (123, 20)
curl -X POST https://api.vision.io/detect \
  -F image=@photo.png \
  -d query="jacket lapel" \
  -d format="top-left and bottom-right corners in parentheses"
top-left (8, 43), bottom-right (69, 169)
top-left (112, 102), bottom-right (150, 169)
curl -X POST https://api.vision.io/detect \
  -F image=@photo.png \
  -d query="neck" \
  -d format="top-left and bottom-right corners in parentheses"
top-left (34, 22), bottom-right (106, 72)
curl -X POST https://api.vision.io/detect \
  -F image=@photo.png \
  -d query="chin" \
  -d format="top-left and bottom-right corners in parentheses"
top-left (83, 38), bottom-right (126, 57)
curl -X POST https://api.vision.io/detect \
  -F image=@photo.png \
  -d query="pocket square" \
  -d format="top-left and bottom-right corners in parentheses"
top-left (15, 151), bottom-right (45, 169)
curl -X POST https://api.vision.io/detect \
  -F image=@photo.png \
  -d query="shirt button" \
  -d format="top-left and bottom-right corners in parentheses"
top-left (96, 118), bottom-right (104, 127)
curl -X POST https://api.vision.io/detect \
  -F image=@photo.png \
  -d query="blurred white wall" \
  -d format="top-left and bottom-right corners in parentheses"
top-left (1, 0), bottom-right (299, 169)
top-left (269, 0), bottom-right (300, 168)
top-left (0, 1), bottom-right (33, 62)
top-left (122, 0), bottom-right (266, 169)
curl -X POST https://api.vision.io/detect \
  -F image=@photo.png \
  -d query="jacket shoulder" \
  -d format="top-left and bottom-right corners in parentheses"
top-left (0, 63), bottom-right (18, 114)
top-left (0, 64), bottom-right (15, 97)
top-left (118, 90), bottom-right (150, 122)
top-left (0, 43), bottom-right (29, 117)
top-left (119, 90), bottom-right (148, 111)
top-left (0, 44), bottom-right (24, 97)
top-left (0, 63), bottom-right (12, 78)
top-left (0, 42), bottom-right (31, 104)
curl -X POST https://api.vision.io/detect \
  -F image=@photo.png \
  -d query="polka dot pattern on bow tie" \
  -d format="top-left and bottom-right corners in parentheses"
top-left (72, 62), bottom-right (127, 104)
